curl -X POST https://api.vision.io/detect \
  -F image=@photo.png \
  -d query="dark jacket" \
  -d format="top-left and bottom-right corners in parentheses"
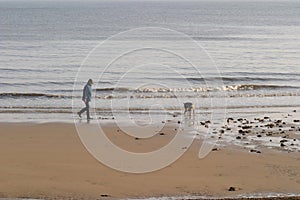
top-left (82, 84), bottom-right (92, 102)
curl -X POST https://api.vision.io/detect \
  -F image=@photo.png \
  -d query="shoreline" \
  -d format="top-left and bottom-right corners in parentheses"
top-left (0, 121), bottom-right (300, 199)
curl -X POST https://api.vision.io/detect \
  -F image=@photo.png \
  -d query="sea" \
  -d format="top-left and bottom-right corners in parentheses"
top-left (0, 0), bottom-right (299, 123)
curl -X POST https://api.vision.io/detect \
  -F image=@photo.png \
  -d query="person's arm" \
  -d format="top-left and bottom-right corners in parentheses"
top-left (82, 85), bottom-right (87, 102)
top-left (86, 85), bottom-right (92, 102)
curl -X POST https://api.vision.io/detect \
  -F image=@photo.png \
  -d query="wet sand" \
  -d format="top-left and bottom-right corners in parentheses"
top-left (0, 121), bottom-right (300, 199)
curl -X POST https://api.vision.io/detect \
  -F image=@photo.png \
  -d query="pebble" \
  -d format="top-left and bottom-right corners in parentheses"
top-left (242, 125), bottom-right (252, 129)
top-left (250, 149), bottom-right (261, 154)
top-left (228, 186), bottom-right (236, 191)
top-left (265, 123), bottom-right (275, 128)
top-left (227, 118), bottom-right (234, 123)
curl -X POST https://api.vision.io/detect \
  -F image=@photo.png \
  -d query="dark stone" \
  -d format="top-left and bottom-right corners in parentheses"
top-left (100, 194), bottom-right (110, 197)
top-left (226, 128), bottom-right (231, 131)
top-left (293, 110), bottom-right (297, 112)
top-left (228, 186), bottom-right (236, 191)
top-left (265, 123), bottom-right (275, 128)
top-left (293, 119), bottom-right (300, 122)
top-left (227, 118), bottom-right (234, 123)
top-left (178, 121), bottom-right (181, 124)
top-left (264, 116), bottom-right (270, 119)
top-left (250, 149), bottom-right (261, 154)
top-left (257, 134), bottom-right (262, 138)
top-left (219, 129), bottom-right (225, 134)
top-left (159, 132), bottom-right (165, 135)
top-left (280, 143), bottom-right (286, 147)
top-left (242, 125), bottom-right (252, 129)
top-left (212, 148), bottom-right (220, 151)
top-left (236, 136), bottom-right (241, 140)
top-left (280, 139), bottom-right (288, 143)
top-left (135, 137), bottom-right (139, 140)
top-left (238, 130), bottom-right (244, 134)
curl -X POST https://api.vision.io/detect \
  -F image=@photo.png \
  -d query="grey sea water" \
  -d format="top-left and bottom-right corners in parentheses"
top-left (0, 0), bottom-right (299, 122)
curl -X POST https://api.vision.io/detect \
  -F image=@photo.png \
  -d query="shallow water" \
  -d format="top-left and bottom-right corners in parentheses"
top-left (0, 0), bottom-right (299, 122)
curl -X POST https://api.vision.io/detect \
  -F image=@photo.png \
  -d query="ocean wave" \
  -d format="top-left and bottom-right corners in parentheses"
top-left (0, 92), bottom-right (66, 98)
top-left (222, 84), bottom-right (299, 91)
top-left (0, 85), bottom-right (299, 100)
top-left (96, 84), bottom-right (300, 93)
top-left (187, 76), bottom-right (299, 83)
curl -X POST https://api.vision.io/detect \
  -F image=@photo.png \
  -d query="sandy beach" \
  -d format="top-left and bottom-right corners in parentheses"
top-left (0, 120), bottom-right (299, 199)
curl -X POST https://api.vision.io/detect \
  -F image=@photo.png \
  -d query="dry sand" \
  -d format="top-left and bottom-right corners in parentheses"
top-left (0, 122), bottom-right (300, 199)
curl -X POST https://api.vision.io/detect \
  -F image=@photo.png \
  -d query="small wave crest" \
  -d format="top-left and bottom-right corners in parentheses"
top-left (96, 84), bottom-right (299, 93)
top-left (1, 84), bottom-right (299, 100)
top-left (0, 93), bottom-right (66, 98)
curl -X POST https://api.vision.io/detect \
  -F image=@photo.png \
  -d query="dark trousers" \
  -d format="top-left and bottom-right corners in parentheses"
top-left (79, 101), bottom-right (90, 118)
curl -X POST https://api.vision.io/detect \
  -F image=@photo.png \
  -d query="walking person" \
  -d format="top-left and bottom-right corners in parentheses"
top-left (78, 79), bottom-right (93, 120)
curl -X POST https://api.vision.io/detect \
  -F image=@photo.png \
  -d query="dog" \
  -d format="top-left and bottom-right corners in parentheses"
top-left (184, 102), bottom-right (195, 115)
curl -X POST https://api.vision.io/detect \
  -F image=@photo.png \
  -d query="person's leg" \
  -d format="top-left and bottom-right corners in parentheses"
top-left (78, 102), bottom-right (87, 118)
top-left (86, 101), bottom-right (90, 119)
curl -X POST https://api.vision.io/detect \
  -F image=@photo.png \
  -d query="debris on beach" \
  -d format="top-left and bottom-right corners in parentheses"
top-left (228, 186), bottom-right (237, 191)
top-left (209, 111), bottom-right (300, 153)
